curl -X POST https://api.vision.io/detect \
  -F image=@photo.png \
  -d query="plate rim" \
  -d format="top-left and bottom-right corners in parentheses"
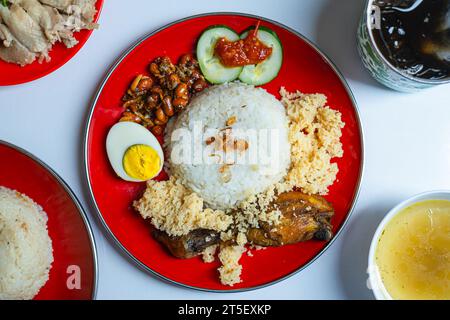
top-left (83, 12), bottom-right (365, 293)
top-left (0, 140), bottom-right (99, 300)
top-left (0, 0), bottom-right (104, 87)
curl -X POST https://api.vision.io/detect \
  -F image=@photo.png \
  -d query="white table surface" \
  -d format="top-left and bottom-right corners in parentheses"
top-left (1, 0), bottom-right (449, 300)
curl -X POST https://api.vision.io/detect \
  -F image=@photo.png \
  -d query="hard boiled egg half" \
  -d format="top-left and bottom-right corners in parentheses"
top-left (106, 122), bottom-right (164, 182)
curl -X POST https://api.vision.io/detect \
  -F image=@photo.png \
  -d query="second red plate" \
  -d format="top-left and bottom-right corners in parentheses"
top-left (0, 141), bottom-right (97, 299)
top-left (0, 0), bottom-right (103, 86)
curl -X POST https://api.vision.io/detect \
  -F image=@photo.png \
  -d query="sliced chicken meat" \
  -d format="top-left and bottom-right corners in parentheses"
top-left (39, 0), bottom-right (97, 23)
top-left (14, 0), bottom-right (81, 47)
top-left (0, 0), bottom-right (98, 66)
top-left (37, 0), bottom-right (72, 11)
top-left (0, 21), bottom-right (36, 66)
top-left (43, 5), bottom-right (78, 46)
top-left (72, 0), bottom-right (97, 22)
top-left (0, 4), bottom-right (50, 56)
top-left (10, 0), bottom-right (62, 44)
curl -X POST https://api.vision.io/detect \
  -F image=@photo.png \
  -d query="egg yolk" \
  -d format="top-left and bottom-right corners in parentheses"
top-left (123, 144), bottom-right (161, 181)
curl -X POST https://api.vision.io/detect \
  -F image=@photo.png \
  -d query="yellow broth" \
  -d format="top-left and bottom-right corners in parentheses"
top-left (375, 200), bottom-right (450, 300)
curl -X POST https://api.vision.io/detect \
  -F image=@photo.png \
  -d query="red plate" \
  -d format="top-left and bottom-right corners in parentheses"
top-left (0, 141), bottom-right (98, 300)
top-left (0, 0), bottom-right (103, 86)
top-left (85, 13), bottom-right (364, 292)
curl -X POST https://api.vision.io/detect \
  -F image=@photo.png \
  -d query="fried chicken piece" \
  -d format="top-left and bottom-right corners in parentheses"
top-left (153, 192), bottom-right (334, 258)
top-left (247, 192), bottom-right (334, 247)
top-left (153, 229), bottom-right (220, 259)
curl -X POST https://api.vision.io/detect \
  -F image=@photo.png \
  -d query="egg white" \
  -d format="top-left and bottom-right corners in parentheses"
top-left (106, 122), bottom-right (164, 182)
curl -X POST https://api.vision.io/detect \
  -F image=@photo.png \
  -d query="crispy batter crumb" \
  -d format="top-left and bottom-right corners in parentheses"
top-left (236, 232), bottom-right (247, 246)
top-left (280, 87), bottom-right (345, 195)
top-left (134, 177), bottom-right (233, 237)
top-left (235, 185), bottom-right (283, 233)
top-left (202, 245), bottom-right (218, 263)
top-left (218, 245), bottom-right (246, 286)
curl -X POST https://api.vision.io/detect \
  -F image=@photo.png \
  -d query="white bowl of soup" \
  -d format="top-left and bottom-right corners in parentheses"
top-left (369, 191), bottom-right (450, 300)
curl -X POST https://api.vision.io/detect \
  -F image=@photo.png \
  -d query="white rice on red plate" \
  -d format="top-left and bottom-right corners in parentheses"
top-left (0, 186), bottom-right (53, 300)
top-left (165, 82), bottom-right (291, 210)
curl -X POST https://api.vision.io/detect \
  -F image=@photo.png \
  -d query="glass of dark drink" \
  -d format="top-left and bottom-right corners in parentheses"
top-left (358, 0), bottom-right (450, 92)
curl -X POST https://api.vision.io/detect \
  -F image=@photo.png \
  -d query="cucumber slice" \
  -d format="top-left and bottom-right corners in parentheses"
top-left (238, 26), bottom-right (283, 86)
top-left (197, 25), bottom-right (243, 84)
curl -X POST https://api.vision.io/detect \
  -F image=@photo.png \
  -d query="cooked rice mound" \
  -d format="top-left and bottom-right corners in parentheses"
top-left (0, 187), bottom-right (53, 300)
top-left (165, 82), bottom-right (291, 210)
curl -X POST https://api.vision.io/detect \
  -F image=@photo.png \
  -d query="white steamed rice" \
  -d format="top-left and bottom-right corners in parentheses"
top-left (0, 186), bottom-right (53, 300)
top-left (165, 82), bottom-right (291, 210)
